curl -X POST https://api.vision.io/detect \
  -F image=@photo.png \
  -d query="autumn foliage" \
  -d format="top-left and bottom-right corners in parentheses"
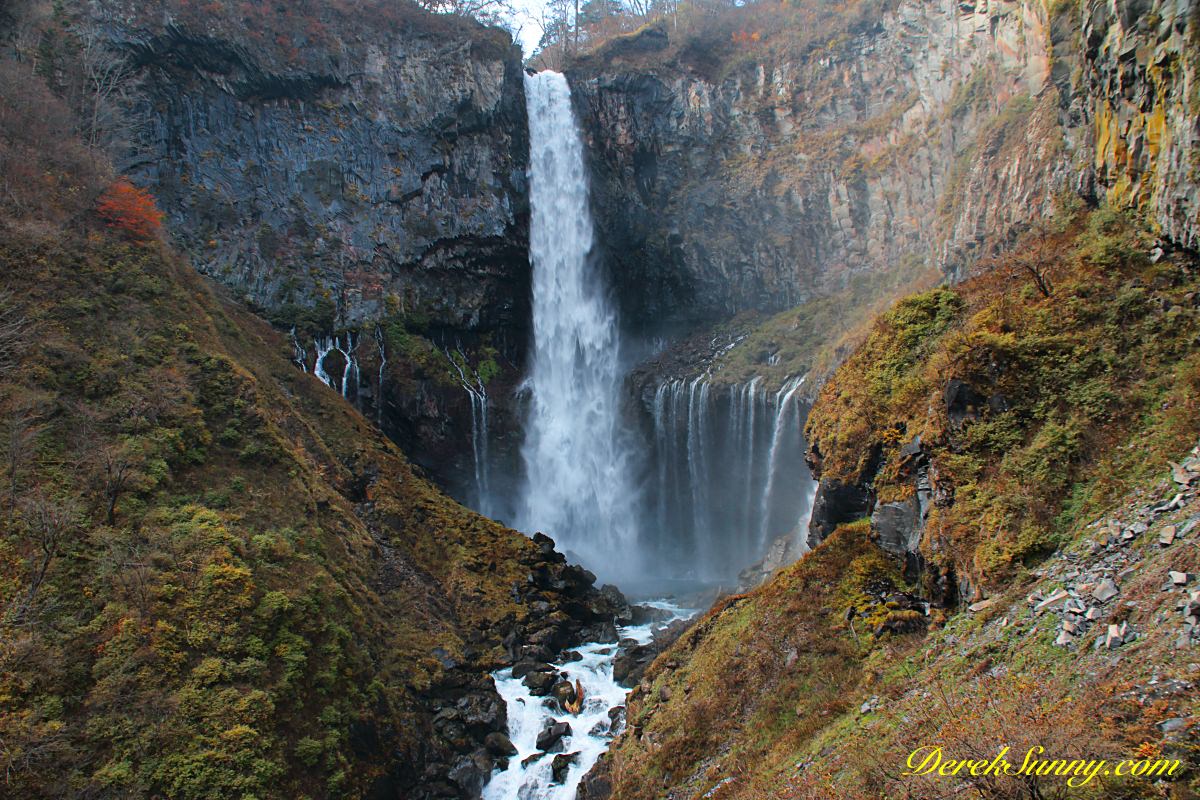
top-left (95, 179), bottom-right (165, 241)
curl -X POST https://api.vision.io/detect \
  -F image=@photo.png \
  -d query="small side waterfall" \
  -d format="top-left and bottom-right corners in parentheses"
top-left (312, 333), bottom-right (360, 399)
top-left (447, 348), bottom-right (494, 519)
top-left (374, 327), bottom-right (387, 426)
top-left (517, 71), bottom-right (640, 577)
top-left (648, 375), bottom-right (815, 580)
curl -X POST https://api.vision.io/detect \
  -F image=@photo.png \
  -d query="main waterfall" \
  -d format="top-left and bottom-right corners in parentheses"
top-left (518, 72), bottom-right (641, 580)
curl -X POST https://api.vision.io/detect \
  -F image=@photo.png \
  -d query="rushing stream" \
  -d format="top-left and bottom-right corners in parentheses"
top-left (483, 602), bottom-right (692, 799)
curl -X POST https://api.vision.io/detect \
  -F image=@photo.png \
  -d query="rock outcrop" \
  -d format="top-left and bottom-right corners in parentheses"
top-left (112, 3), bottom-right (530, 338)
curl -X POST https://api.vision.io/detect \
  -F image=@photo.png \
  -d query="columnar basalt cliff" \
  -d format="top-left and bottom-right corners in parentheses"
top-left (567, 0), bottom-right (1199, 334)
top-left (799, 0), bottom-right (1200, 582)
top-left (114, 6), bottom-right (530, 336)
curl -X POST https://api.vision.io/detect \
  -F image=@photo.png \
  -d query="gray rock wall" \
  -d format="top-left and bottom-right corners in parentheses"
top-left (119, 18), bottom-right (531, 340)
top-left (569, 0), bottom-right (1199, 333)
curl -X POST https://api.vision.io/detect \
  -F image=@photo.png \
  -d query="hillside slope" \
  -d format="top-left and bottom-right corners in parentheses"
top-left (583, 207), bottom-right (1200, 799)
top-left (0, 222), bottom-right (618, 799)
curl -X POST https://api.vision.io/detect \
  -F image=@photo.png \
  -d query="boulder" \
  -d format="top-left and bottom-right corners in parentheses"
top-left (1092, 579), bottom-right (1120, 603)
top-left (551, 751), bottom-right (581, 784)
top-left (536, 720), bottom-right (572, 753)
top-left (871, 498), bottom-right (921, 557)
top-left (551, 680), bottom-right (577, 707)
top-left (484, 732), bottom-right (517, 757)
top-left (523, 668), bottom-right (560, 696)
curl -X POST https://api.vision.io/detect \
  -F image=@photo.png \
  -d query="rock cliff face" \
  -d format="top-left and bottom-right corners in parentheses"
top-left (117, 9), bottom-right (530, 339)
top-left (101, 2), bottom-right (533, 490)
top-left (1083, 0), bottom-right (1200, 252)
top-left (567, 0), bottom-right (1199, 334)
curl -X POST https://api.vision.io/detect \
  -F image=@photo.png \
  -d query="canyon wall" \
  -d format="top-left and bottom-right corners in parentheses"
top-left (93, 1), bottom-right (534, 489)
top-left (568, 0), bottom-right (1199, 334)
top-left (800, 0), bottom-right (1200, 587)
top-left (113, 4), bottom-right (531, 339)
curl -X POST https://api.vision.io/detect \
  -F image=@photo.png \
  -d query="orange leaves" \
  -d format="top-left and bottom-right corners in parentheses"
top-left (730, 30), bottom-right (762, 44)
top-left (95, 179), bottom-right (165, 242)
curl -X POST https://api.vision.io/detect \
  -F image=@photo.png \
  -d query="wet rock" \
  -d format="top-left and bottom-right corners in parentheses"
top-left (580, 620), bottom-right (620, 644)
top-left (484, 732), bottom-right (517, 757)
top-left (599, 584), bottom-right (634, 624)
top-left (630, 604), bottom-right (672, 626)
top-left (608, 705), bottom-right (626, 728)
top-left (551, 680), bottom-right (577, 707)
top-left (512, 660), bottom-right (552, 679)
top-left (612, 640), bottom-right (654, 686)
top-left (536, 720), bottom-right (572, 753)
top-left (551, 751), bottom-right (580, 784)
top-left (523, 668), bottom-right (560, 696)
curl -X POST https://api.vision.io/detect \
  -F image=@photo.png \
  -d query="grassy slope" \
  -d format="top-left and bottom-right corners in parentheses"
top-left (0, 227), bottom-right (547, 798)
top-left (596, 206), bottom-right (1200, 799)
top-left (806, 206), bottom-right (1200, 590)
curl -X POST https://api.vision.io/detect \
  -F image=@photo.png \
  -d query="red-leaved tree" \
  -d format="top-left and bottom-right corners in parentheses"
top-left (95, 179), bottom-right (164, 241)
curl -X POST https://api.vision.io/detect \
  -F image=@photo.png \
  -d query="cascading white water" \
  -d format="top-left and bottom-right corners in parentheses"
top-left (758, 375), bottom-right (807, 548)
top-left (312, 333), bottom-right (359, 399)
top-left (518, 71), bottom-right (639, 578)
top-left (483, 603), bottom-right (692, 800)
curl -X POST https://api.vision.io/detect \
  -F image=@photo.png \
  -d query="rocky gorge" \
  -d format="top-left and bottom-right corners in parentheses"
top-left (100, 0), bottom-right (1200, 528)
top-left (2, 0), bottom-right (1200, 796)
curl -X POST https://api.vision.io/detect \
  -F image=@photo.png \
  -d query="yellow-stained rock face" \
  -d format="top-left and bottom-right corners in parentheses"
top-left (1083, 0), bottom-right (1200, 249)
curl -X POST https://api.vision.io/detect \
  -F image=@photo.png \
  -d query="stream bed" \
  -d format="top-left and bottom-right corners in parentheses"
top-left (482, 601), bottom-right (693, 799)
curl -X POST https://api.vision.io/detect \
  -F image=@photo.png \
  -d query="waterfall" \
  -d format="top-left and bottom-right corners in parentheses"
top-left (517, 71), bottom-right (639, 577)
top-left (649, 375), bottom-right (814, 580)
top-left (374, 326), bottom-right (387, 426)
top-left (758, 375), bottom-right (807, 548)
top-left (447, 348), bottom-right (494, 519)
top-left (312, 333), bottom-right (358, 399)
